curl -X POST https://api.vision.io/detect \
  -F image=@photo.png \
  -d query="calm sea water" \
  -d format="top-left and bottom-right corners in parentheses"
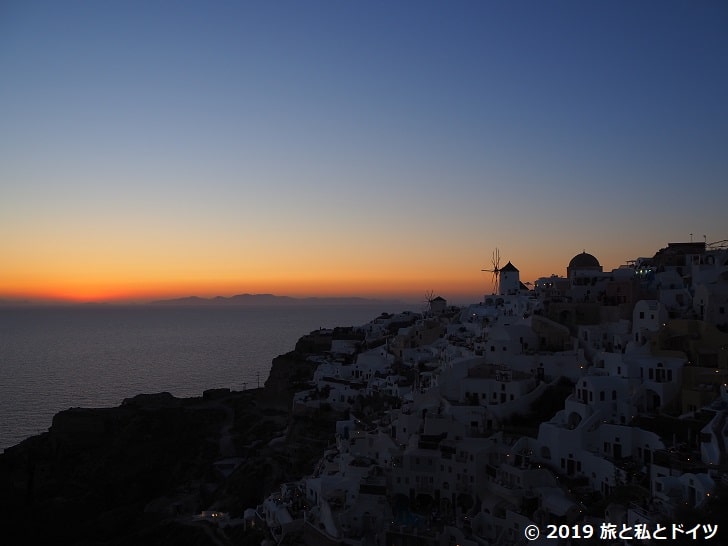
top-left (0, 304), bottom-right (393, 451)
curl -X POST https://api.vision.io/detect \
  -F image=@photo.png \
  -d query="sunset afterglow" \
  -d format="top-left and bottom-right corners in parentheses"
top-left (1, 1), bottom-right (726, 304)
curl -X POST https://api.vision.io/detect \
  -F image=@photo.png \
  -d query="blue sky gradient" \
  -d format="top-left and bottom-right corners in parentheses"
top-left (1, 1), bottom-right (727, 302)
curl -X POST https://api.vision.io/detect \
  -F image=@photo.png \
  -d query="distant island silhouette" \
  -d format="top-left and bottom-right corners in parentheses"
top-left (150, 293), bottom-right (408, 307)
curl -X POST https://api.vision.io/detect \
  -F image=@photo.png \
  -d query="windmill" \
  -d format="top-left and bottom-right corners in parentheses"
top-left (482, 248), bottom-right (501, 295)
top-left (423, 290), bottom-right (436, 315)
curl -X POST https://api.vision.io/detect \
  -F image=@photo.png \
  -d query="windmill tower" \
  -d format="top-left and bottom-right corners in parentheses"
top-left (499, 261), bottom-right (520, 296)
top-left (423, 290), bottom-right (435, 316)
top-left (423, 291), bottom-right (447, 315)
top-left (482, 248), bottom-right (501, 295)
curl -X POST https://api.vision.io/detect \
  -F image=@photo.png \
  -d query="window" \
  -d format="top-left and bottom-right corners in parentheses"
top-left (639, 311), bottom-right (645, 319)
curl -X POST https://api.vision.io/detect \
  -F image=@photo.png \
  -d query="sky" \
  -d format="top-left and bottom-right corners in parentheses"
top-left (1, 0), bottom-right (727, 304)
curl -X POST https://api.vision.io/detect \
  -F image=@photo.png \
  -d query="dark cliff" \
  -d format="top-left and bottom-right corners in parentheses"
top-left (0, 330), bottom-right (340, 546)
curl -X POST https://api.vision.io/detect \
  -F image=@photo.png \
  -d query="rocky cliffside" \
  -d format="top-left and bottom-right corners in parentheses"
top-left (0, 330), bottom-right (340, 546)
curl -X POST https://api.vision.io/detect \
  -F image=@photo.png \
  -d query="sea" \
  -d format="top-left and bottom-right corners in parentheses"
top-left (0, 303), bottom-right (401, 452)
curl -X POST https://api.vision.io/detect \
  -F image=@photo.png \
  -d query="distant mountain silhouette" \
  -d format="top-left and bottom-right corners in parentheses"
top-left (150, 293), bottom-right (406, 306)
top-left (0, 298), bottom-right (33, 306)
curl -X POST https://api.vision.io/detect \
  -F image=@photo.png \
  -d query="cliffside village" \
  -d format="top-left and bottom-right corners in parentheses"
top-left (248, 241), bottom-right (728, 545)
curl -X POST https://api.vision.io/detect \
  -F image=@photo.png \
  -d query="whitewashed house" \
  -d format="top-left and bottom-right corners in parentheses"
top-left (699, 392), bottom-right (728, 465)
top-left (351, 346), bottom-right (393, 380)
top-left (653, 472), bottom-right (715, 515)
top-left (632, 300), bottom-right (668, 345)
top-left (691, 248), bottom-right (728, 286)
top-left (631, 353), bottom-right (685, 412)
top-left (485, 323), bottom-right (538, 358)
top-left (693, 282), bottom-right (728, 327)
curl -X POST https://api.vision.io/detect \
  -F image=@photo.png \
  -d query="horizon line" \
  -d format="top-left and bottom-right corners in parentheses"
top-left (0, 292), bottom-right (454, 307)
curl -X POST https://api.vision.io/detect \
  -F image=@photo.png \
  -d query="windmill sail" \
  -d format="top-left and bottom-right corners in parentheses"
top-left (481, 248), bottom-right (501, 294)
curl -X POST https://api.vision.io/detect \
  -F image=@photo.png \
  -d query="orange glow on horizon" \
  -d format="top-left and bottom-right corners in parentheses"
top-left (0, 262), bottom-right (556, 303)
top-left (3, 272), bottom-right (503, 304)
top-left (5, 283), bottom-right (501, 306)
top-left (1, 250), bottom-right (620, 304)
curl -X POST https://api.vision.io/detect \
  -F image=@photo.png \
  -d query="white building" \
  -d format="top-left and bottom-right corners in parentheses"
top-left (632, 300), bottom-right (668, 345)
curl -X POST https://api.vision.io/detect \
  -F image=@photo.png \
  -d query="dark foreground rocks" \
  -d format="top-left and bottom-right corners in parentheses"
top-left (0, 331), bottom-right (341, 546)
